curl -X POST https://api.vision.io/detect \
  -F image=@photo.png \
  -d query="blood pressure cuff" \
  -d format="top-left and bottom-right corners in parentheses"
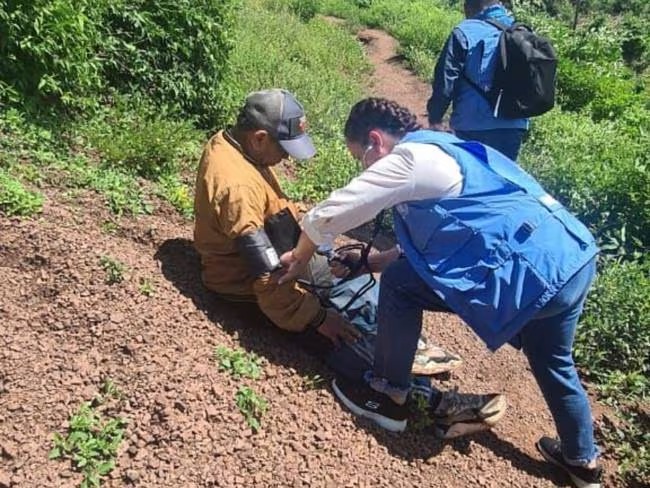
top-left (264, 207), bottom-right (301, 256)
top-left (236, 228), bottom-right (282, 277)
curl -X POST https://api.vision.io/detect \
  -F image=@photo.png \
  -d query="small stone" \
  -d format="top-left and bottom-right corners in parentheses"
top-left (1, 441), bottom-right (17, 459)
top-left (110, 312), bottom-right (125, 324)
top-left (205, 406), bottom-right (219, 420)
top-left (125, 470), bottom-right (140, 483)
top-left (0, 470), bottom-right (10, 488)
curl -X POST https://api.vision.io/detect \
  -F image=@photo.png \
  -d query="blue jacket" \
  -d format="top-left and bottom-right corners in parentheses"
top-left (393, 130), bottom-right (597, 350)
top-left (427, 4), bottom-right (529, 131)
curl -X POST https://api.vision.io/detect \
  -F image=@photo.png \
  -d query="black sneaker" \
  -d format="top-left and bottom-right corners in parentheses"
top-left (536, 437), bottom-right (602, 488)
top-left (331, 378), bottom-right (408, 432)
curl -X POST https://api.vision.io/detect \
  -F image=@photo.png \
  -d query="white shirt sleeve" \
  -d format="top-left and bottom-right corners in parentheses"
top-left (301, 142), bottom-right (463, 245)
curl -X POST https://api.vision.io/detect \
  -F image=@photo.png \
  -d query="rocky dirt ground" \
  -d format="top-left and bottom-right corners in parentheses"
top-left (0, 25), bottom-right (623, 488)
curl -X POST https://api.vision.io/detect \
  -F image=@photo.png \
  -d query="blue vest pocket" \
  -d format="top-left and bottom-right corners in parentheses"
top-left (404, 204), bottom-right (475, 271)
top-left (451, 252), bottom-right (549, 335)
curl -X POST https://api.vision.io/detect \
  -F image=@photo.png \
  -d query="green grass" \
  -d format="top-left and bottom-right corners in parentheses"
top-left (316, 0), bottom-right (462, 79)
top-left (235, 386), bottom-right (268, 433)
top-left (138, 277), bottom-right (155, 297)
top-left (215, 346), bottom-right (263, 380)
top-left (0, 170), bottom-right (43, 216)
top-left (99, 256), bottom-right (126, 285)
top-left (49, 381), bottom-right (127, 488)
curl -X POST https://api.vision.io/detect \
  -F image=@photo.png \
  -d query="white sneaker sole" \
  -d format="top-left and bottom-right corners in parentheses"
top-left (537, 442), bottom-right (602, 488)
top-left (436, 421), bottom-right (493, 439)
top-left (332, 379), bottom-right (407, 433)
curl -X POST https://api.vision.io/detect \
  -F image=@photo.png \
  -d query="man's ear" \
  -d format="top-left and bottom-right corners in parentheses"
top-left (251, 129), bottom-right (270, 150)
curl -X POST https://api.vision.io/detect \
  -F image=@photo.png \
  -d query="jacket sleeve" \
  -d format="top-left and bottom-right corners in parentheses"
top-left (253, 275), bottom-right (324, 332)
top-left (215, 184), bottom-right (324, 332)
top-left (427, 28), bottom-right (469, 124)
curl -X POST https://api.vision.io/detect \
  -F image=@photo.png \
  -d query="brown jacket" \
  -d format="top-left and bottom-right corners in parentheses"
top-left (193, 130), bottom-right (323, 332)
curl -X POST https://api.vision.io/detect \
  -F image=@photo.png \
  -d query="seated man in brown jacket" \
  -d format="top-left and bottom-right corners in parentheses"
top-left (193, 89), bottom-right (506, 438)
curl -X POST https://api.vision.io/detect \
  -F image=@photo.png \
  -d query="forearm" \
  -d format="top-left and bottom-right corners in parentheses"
top-left (427, 31), bottom-right (466, 125)
top-left (367, 246), bottom-right (401, 273)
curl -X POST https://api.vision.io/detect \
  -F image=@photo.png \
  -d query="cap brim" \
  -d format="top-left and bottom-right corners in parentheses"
top-left (279, 134), bottom-right (316, 160)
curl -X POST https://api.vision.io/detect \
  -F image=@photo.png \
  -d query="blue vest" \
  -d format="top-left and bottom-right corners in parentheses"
top-left (394, 130), bottom-right (597, 350)
top-left (451, 5), bottom-right (528, 131)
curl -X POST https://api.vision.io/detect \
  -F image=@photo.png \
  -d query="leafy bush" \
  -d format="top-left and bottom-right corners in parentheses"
top-left (0, 0), bottom-right (104, 106)
top-left (521, 111), bottom-right (650, 258)
top-left (99, 256), bottom-right (126, 285)
top-left (0, 0), bottom-right (238, 124)
top-left (156, 174), bottom-right (194, 219)
top-left (576, 259), bottom-right (650, 400)
top-left (49, 382), bottom-right (127, 488)
top-left (77, 101), bottom-right (200, 180)
top-left (99, 0), bottom-right (238, 127)
top-left (215, 346), bottom-right (263, 379)
top-left (0, 170), bottom-right (44, 216)
top-left (288, 0), bottom-right (319, 21)
top-left (598, 406), bottom-right (650, 485)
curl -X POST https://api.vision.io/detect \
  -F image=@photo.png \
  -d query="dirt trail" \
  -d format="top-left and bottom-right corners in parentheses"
top-left (0, 25), bottom-right (621, 488)
top-left (358, 28), bottom-right (431, 124)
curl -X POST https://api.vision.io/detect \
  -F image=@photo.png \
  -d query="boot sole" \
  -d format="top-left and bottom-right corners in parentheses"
top-left (332, 379), bottom-right (407, 433)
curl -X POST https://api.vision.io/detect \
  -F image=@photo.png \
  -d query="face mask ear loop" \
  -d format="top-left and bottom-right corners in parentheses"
top-left (361, 144), bottom-right (374, 169)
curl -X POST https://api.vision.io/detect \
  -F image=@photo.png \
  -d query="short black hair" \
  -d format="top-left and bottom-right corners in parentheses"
top-left (465, 0), bottom-right (500, 13)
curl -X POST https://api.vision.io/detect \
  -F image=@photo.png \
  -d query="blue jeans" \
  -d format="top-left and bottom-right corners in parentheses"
top-left (373, 257), bottom-right (598, 464)
top-left (455, 129), bottom-right (526, 161)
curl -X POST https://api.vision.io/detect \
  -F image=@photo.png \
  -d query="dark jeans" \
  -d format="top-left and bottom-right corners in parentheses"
top-left (373, 257), bottom-right (598, 464)
top-left (455, 128), bottom-right (526, 161)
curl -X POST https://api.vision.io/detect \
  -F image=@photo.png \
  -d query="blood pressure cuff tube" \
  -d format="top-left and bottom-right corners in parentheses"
top-left (264, 208), bottom-right (301, 256)
top-left (236, 228), bottom-right (282, 277)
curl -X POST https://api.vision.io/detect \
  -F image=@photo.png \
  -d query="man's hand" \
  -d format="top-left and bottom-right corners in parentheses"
top-left (317, 309), bottom-right (361, 347)
top-left (329, 250), bottom-right (362, 279)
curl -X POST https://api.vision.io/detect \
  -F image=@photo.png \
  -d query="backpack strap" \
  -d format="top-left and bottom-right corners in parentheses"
top-left (461, 17), bottom-right (509, 94)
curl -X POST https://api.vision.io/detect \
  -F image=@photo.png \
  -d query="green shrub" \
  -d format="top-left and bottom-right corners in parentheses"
top-left (0, 0), bottom-right (238, 123)
top-left (157, 174), bottom-right (194, 219)
top-left (289, 0), bottom-right (319, 21)
top-left (63, 159), bottom-right (151, 216)
top-left (99, 0), bottom-right (238, 127)
top-left (576, 259), bottom-right (650, 400)
top-left (0, 0), bottom-right (104, 105)
top-left (0, 170), bottom-right (44, 216)
top-left (521, 110), bottom-right (650, 258)
top-left (598, 406), bottom-right (650, 484)
top-left (78, 101), bottom-right (200, 180)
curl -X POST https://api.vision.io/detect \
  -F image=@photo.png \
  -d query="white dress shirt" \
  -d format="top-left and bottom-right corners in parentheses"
top-left (302, 143), bottom-right (464, 245)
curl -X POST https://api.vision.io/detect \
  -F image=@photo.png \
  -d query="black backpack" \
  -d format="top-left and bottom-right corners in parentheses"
top-left (464, 19), bottom-right (557, 119)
